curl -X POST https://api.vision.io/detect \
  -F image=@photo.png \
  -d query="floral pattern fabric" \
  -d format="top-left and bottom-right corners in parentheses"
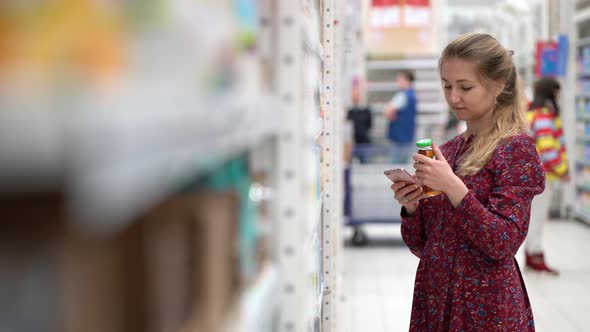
top-left (401, 133), bottom-right (545, 332)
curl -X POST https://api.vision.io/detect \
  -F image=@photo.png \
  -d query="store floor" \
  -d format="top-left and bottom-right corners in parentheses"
top-left (338, 219), bottom-right (590, 332)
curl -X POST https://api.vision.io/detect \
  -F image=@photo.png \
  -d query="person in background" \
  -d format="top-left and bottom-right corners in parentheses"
top-left (346, 88), bottom-right (372, 163)
top-left (526, 77), bottom-right (568, 275)
top-left (344, 88), bottom-right (373, 244)
top-left (390, 33), bottom-right (544, 331)
top-left (384, 70), bottom-right (417, 163)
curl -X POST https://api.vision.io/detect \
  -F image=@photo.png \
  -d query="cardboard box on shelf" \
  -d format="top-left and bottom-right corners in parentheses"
top-left (189, 190), bottom-right (241, 332)
top-left (63, 219), bottom-right (146, 332)
top-left (142, 190), bottom-right (241, 332)
top-left (0, 192), bottom-right (65, 332)
top-left (142, 196), bottom-right (193, 332)
top-left (1, 188), bottom-right (245, 332)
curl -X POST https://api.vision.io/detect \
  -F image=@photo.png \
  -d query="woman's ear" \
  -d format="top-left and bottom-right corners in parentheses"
top-left (494, 81), bottom-right (506, 99)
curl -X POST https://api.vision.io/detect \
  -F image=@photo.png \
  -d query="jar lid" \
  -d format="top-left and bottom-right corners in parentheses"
top-left (416, 138), bottom-right (433, 148)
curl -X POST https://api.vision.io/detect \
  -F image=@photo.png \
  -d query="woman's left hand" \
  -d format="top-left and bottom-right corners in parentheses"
top-left (414, 143), bottom-right (470, 207)
top-left (413, 143), bottom-right (458, 193)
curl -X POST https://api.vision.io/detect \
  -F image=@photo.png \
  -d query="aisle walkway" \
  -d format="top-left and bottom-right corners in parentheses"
top-left (338, 220), bottom-right (590, 332)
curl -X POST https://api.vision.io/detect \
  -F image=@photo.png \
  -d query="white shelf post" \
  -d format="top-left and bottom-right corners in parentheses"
top-left (321, 0), bottom-right (344, 330)
top-left (276, 1), bottom-right (307, 331)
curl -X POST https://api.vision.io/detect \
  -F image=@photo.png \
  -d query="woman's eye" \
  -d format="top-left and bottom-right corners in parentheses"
top-left (461, 87), bottom-right (473, 91)
top-left (443, 85), bottom-right (451, 90)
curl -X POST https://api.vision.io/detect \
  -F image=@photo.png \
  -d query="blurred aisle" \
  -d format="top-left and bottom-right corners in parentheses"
top-left (338, 220), bottom-right (590, 332)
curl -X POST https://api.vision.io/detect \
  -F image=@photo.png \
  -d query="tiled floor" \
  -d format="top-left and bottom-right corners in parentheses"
top-left (337, 220), bottom-right (590, 332)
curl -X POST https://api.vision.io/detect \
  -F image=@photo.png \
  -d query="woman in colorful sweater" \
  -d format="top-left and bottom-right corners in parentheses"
top-left (526, 77), bottom-right (569, 275)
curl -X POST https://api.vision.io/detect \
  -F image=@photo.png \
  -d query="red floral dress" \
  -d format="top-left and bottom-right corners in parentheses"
top-left (401, 133), bottom-right (545, 332)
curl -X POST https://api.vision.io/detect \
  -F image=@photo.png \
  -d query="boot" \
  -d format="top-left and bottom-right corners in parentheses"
top-left (525, 252), bottom-right (559, 275)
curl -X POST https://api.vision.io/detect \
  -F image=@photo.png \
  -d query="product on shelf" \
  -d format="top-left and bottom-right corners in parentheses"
top-left (0, 0), bottom-right (271, 112)
top-left (583, 47), bottom-right (590, 73)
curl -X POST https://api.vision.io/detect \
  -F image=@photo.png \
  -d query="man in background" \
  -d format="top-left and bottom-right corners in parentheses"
top-left (384, 70), bottom-right (417, 164)
top-left (346, 88), bottom-right (372, 163)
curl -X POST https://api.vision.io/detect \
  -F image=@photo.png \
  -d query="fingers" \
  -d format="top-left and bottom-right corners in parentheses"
top-left (413, 153), bottom-right (431, 164)
top-left (406, 192), bottom-right (426, 204)
top-left (432, 143), bottom-right (447, 162)
top-left (414, 169), bottom-right (424, 184)
top-left (404, 186), bottom-right (423, 201)
top-left (391, 182), bottom-right (418, 197)
top-left (391, 181), bottom-right (409, 191)
top-left (413, 160), bottom-right (428, 172)
top-left (393, 183), bottom-right (422, 202)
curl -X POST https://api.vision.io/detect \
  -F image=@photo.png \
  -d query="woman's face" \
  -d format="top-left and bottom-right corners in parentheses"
top-left (441, 58), bottom-right (502, 124)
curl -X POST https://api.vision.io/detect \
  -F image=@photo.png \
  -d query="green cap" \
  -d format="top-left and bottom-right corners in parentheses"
top-left (416, 138), bottom-right (433, 148)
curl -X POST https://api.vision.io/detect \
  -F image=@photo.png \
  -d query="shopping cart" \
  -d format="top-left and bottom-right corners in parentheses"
top-left (344, 144), bottom-right (411, 245)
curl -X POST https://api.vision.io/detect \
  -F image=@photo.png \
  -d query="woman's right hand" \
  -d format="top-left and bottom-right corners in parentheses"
top-left (391, 181), bottom-right (425, 215)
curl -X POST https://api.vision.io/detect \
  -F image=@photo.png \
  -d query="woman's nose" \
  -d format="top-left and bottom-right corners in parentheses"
top-left (450, 89), bottom-right (461, 103)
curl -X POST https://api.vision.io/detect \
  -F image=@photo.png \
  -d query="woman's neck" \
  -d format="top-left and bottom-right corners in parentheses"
top-left (465, 108), bottom-right (494, 137)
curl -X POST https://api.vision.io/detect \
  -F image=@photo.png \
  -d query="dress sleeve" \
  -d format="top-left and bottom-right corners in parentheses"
top-left (451, 135), bottom-right (545, 261)
top-left (401, 206), bottom-right (426, 259)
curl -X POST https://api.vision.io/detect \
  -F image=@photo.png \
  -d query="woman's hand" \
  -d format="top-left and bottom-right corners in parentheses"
top-left (391, 179), bottom-right (425, 215)
top-left (412, 143), bottom-right (469, 207)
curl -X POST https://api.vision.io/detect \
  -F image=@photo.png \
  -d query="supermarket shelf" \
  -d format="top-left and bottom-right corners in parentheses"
top-left (418, 102), bottom-right (447, 113)
top-left (577, 183), bottom-right (590, 193)
top-left (371, 101), bottom-right (446, 114)
top-left (576, 136), bottom-right (590, 144)
top-left (304, 34), bottom-right (325, 62)
top-left (577, 159), bottom-right (590, 167)
top-left (308, 197), bottom-right (323, 237)
top-left (366, 58), bottom-right (439, 70)
top-left (0, 94), bottom-right (280, 231)
top-left (317, 287), bottom-right (324, 322)
top-left (577, 36), bottom-right (590, 47)
top-left (302, 0), bottom-right (323, 62)
top-left (574, 208), bottom-right (590, 226)
top-left (575, 6), bottom-right (590, 24)
top-left (311, 117), bottom-right (324, 141)
top-left (366, 81), bottom-right (441, 91)
top-left (576, 114), bottom-right (590, 121)
top-left (75, 94), bottom-right (281, 230)
top-left (238, 263), bottom-right (279, 332)
top-left (576, 92), bottom-right (590, 98)
top-left (224, 263), bottom-right (278, 332)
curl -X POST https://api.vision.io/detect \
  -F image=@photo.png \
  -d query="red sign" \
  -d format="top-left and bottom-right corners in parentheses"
top-left (371, 0), bottom-right (401, 28)
top-left (406, 0), bottom-right (430, 6)
top-left (404, 0), bottom-right (431, 27)
top-left (372, 0), bottom-right (400, 6)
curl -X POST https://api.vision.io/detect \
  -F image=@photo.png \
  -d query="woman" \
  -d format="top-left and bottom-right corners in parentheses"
top-left (390, 33), bottom-right (545, 331)
top-left (526, 77), bottom-right (568, 275)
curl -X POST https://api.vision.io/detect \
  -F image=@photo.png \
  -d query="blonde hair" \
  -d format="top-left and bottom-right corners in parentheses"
top-left (439, 33), bottom-right (528, 177)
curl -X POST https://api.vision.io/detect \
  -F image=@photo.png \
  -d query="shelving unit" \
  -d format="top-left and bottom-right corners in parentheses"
top-left (276, 0), bottom-right (344, 331)
top-left (574, 0), bottom-right (590, 225)
top-left (0, 1), bottom-right (343, 332)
